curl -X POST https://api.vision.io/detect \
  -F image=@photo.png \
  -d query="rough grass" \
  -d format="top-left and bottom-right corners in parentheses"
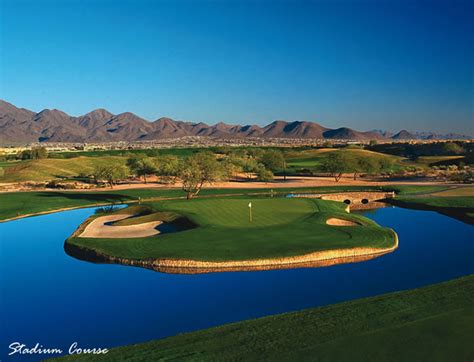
top-left (67, 198), bottom-right (396, 261)
top-left (54, 275), bottom-right (474, 362)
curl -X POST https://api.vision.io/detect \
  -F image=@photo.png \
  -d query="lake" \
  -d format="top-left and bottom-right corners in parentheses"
top-left (1, 205), bottom-right (473, 360)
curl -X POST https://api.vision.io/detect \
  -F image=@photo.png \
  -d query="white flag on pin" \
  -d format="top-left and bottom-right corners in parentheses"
top-left (248, 202), bottom-right (252, 208)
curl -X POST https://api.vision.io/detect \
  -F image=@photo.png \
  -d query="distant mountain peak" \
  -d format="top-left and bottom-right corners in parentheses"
top-left (0, 100), bottom-right (471, 144)
top-left (84, 108), bottom-right (113, 117)
top-left (116, 111), bottom-right (139, 118)
top-left (154, 117), bottom-right (175, 122)
top-left (37, 108), bottom-right (70, 117)
top-left (392, 129), bottom-right (415, 139)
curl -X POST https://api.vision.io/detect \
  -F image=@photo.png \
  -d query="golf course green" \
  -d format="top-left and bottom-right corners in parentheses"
top-left (65, 197), bottom-right (397, 272)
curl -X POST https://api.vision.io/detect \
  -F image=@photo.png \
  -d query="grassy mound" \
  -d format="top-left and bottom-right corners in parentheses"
top-left (66, 197), bottom-right (396, 262)
top-left (0, 156), bottom-right (127, 182)
top-left (54, 275), bottom-right (474, 361)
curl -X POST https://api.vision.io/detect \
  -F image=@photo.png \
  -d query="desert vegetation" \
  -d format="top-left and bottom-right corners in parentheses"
top-left (1, 143), bottom-right (472, 191)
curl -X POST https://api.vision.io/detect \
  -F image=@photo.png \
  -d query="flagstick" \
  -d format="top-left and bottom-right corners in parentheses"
top-left (249, 206), bottom-right (252, 222)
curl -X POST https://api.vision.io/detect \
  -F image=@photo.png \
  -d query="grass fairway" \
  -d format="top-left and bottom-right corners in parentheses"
top-left (391, 196), bottom-right (474, 224)
top-left (382, 184), bottom-right (451, 195)
top-left (67, 197), bottom-right (396, 262)
top-left (54, 275), bottom-right (474, 361)
top-left (396, 196), bottom-right (474, 209)
top-left (0, 185), bottom-right (393, 221)
top-left (431, 185), bottom-right (474, 197)
top-left (0, 189), bottom-right (184, 221)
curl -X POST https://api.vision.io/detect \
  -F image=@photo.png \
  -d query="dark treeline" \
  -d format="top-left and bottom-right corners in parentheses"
top-left (368, 141), bottom-right (473, 159)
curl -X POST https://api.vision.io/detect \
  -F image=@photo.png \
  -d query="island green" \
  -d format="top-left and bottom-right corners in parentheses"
top-left (66, 197), bottom-right (396, 263)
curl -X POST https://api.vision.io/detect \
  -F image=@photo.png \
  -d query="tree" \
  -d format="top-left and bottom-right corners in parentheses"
top-left (156, 155), bottom-right (180, 184)
top-left (335, 154), bottom-right (358, 180)
top-left (260, 150), bottom-right (287, 180)
top-left (260, 150), bottom-right (285, 171)
top-left (442, 142), bottom-right (464, 155)
top-left (127, 155), bottom-right (157, 184)
top-left (241, 158), bottom-right (259, 179)
top-left (178, 152), bottom-right (223, 199)
top-left (33, 146), bottom-right (48, 159)
top-left (357, 157), bottom-right (379, 177)
top-left (320, 152), bottom-right (349, 182)
top-left (369, 140), bottom-right (378, 146)
top-left (378, 158), bottom-right (394, 174)
top-left (18, 146), bottom-right (48, 160)
top-left (246, 148), bottom-right (264, 159)
top-left (221, 157), bottom-right (243, 180)
top-left (93, 164), bottom-right (128, 188)
top-left (255, 164), bottom-right (274, 182)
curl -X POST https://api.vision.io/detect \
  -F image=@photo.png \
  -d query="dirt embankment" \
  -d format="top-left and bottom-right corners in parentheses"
top-left (65, 230), bottom-right (398, 274)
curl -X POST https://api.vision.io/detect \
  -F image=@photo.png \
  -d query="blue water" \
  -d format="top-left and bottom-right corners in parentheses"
top-left (0, 206), bottom-right (473, 361)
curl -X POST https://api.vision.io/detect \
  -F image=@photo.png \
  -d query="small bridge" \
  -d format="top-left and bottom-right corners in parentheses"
top-left (290, 191), bottom-right (395, 206)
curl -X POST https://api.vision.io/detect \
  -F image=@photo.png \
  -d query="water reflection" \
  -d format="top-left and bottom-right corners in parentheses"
top-left (0, 206), bottom-right (472, 361)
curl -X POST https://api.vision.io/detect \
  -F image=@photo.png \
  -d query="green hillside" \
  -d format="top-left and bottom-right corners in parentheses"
top-left (54, 275), bottom-right (474, 361)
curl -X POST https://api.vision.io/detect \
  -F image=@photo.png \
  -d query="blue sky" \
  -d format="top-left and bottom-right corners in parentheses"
top-left (1, 0), bottom-right (472, 134)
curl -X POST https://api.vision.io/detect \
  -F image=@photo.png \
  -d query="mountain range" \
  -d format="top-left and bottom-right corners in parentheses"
top-left (0, 100), bottom-right (470, 144)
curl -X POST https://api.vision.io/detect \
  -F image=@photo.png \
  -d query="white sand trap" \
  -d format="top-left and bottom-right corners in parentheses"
top-left (326, 218), bottom-right (360, 226)
top-left (79, 214), bottom-right (162, 238)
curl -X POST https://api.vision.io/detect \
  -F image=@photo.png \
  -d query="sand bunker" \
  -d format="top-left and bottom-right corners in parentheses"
top-left (326, 218), bottom-right (360, 226)
top-left (79, 214), bottom-right (162, 238)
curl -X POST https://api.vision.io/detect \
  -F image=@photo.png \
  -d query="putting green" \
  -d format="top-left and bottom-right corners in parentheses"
top-left (66, 197), bottom-right (397, 269)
